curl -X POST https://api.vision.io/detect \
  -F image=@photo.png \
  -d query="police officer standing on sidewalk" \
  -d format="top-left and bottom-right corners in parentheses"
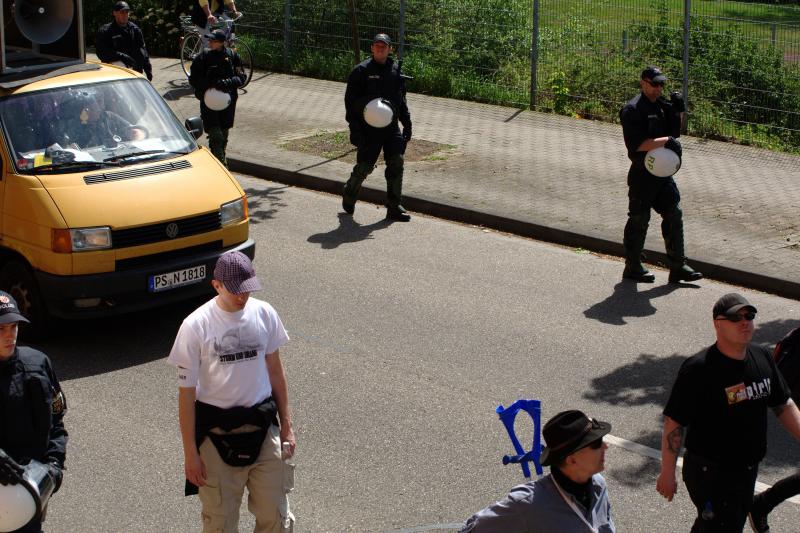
top-left (0, 291), bottom-right (67, 533)
top-left (343, 33), bottom-right (413, 222)
top-left (189, 29), bottom-right (246, 168)
top-left (619, 66), bottom-right (702, 283)
top-left (96, 1), bottom-right (153, 81)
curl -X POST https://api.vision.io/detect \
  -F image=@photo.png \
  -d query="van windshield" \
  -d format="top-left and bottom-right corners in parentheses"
top-left (0, 79), bottom-right (197, 173)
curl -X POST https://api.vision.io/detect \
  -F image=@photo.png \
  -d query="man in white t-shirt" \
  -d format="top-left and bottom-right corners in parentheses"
top-left (168, 251), bottom-right (296, 532)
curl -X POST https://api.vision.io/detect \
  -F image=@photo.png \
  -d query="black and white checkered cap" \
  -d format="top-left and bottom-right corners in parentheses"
top-left (213, 251), bottom-right (262, 294)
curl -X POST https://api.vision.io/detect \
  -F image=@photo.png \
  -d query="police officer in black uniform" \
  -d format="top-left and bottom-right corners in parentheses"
top-left (343, 33), bottom-right (413, 222)
top-left (189, 29), bottom-right (246, 168)
top-left (96, 1), bottom-right (153, 81)
top-left (0, 291), bottom-right (67, 533)
top-left (619, 66), bottom-right (702, 283)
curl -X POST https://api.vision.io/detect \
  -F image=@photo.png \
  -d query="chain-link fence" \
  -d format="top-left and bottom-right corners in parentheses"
top-left (217, 0), bottom-right (800, 152)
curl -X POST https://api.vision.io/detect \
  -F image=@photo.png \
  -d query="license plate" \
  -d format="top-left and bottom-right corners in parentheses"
top-left (148, 265), bottom-right (206, 292)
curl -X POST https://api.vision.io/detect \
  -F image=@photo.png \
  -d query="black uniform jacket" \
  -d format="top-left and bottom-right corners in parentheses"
top-left (0, 347), bottom-right (67, 469)
top-left (189, 48), bottom-right (245, 130)
top-left (620, 92), bottom-right (681, 169)
top-left (96, 21), bottom-right (153, 77)
top-left (345, 56), bottom-right (411, 136)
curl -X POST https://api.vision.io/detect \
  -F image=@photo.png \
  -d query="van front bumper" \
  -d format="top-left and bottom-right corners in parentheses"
top-left (34, 239), bottom-right (255, 319)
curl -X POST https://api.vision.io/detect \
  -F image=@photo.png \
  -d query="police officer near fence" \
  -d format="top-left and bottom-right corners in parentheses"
top-left (189, 29), bottom-right (246, 168)
top-left (0, 291), bottom-right (67, 533)
top-left (619, 66), bottom-right (702, 283)
top-left (343, 33), bottom-right (413, 222)
top-left (96, 1), bottom-right (153, 81)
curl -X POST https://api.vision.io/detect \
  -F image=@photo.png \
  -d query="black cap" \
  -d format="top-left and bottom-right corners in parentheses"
top-left (373, 33), bottom-right (391, 45)
top-left (713, 293), bottom-right (757, 319)
top-left (209, 29), bottom-right (227, 42)
top-left (113, 1), bottom-right (131, 11)
top-left (0, 291), bottom-right (30, 325)
top-left (641, 65), bottom-right (667, 83)
top-left (539, 410), bottom-right (611, 467)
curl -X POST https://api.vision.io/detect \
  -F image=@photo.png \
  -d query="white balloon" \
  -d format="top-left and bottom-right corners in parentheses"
top-left (645, 147), bottom-right (682, 178)
top-left (0, 483), bottom-right (36, 532)
top-left (363, 98), bottom-right (394, 128)
top-left (204, 88), bottom-right (231, 111)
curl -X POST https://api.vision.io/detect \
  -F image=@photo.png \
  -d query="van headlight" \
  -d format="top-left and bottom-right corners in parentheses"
top-left (52, 227), bottom-right (112, 253)
top-left (220, 196), bottom-right (247, 226)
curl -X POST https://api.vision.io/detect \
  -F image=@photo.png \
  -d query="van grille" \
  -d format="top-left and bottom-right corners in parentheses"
top-left (84, 160), bottom-right (192, 184)
top-left (115, 241), bottom-right (223, 271)
top-left (112, 212), bottom-right (221, 248)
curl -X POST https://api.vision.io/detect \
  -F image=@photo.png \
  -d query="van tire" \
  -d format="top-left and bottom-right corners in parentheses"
top-left (0, 261), bottom-right (50, 340)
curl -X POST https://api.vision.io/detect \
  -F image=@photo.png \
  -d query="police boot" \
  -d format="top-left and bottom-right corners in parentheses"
top-left (623, 259), bottom-right (655, 283)
top-left (385, 154), bottom-right (410, 221)
top-left (662, 207), bottom-right (703, 283)
top-left (623, 213), bottom-right (653, 282)
top-left (342, 161), bottom-right (373, 215)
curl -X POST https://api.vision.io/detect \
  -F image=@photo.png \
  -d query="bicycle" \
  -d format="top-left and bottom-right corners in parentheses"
top-left (179, 12), bottom-right (254, 89)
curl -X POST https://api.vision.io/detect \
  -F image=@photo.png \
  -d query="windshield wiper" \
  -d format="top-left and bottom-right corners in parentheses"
top-left (103, 150), bottom-right (189, 163)
top-left (29, 160), bottom-right (120, 173)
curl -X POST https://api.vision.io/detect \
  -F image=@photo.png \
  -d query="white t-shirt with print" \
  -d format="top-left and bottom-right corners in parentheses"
top-left (167, 296), bottom-right (289, 409)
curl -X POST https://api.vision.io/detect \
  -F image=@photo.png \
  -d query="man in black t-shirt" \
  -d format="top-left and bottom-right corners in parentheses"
top-left (656, 293), bottom-right (800, 532)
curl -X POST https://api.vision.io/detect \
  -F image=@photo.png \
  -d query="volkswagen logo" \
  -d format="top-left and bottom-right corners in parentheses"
top-left (165, 223), bottom-right (180, 239)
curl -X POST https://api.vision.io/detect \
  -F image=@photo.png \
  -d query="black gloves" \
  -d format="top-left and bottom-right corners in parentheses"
top-left (0, 449), bottom-right (23, 486)
top-left (669, 91), bottom-right (686, 113)
top-left (664, 136), bottom-right (682, 157)
top-left (349, 128), bottom-right (363, 148)
top-left (402, 122), bottom-right (412, 142)
top-left (46, 462), bottom-right (63, 492)
top-left (215, 78), bottom-right (232, 91)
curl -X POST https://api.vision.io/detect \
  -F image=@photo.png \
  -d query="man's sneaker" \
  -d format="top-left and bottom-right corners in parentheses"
top-left (386, 206), bottom-right (411, 222)
top-left (747, 495), bottom-right (770, 532)
top-left (342, 196), bottom-right (355, 215)
top-left (622, 264), bottom-right (655, 283)
top-left (668, 264), bottom-right (703, 283)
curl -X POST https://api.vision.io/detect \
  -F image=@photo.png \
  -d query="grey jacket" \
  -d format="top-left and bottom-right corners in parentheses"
top-left (461, 474), bottom-right (615, 533)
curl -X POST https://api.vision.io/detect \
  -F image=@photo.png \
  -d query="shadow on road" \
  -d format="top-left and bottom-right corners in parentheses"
top-left (583, 281), bottom-right (683, 325)
top-left (243, 185), bottom-right (288, 224)
top-left (307, 212), bottom-right (391, 249)
top-left (161, 79), bottom-right (193, 101)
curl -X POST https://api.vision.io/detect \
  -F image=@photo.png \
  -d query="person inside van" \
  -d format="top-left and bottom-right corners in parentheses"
top-left (58, 88), bottom-right (146, 150)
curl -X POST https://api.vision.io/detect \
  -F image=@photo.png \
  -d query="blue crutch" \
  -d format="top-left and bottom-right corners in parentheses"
top-left (496, 399), bottom-right (543, 479)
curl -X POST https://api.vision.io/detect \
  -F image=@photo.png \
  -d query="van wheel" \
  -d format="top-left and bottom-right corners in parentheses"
top-left (0, 261), bottom-right (50, 340)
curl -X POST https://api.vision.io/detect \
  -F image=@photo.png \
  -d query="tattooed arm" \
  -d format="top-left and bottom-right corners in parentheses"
top-left (774, 399), bottom-right (800, 441)
top-left (656, 416), bottom-right (684, 502)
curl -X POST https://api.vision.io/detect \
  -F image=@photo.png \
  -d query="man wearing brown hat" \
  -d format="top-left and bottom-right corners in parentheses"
top-left (657, 293), bottom-right (800, 532)
top-left (0, 291), bottom-right (67, 533)
top-left (96, 1), bottom-right (153, 81)
top-left (461, 410), bottom-right (615, 532)
top-left (168, 251), bottom-right (295, 531)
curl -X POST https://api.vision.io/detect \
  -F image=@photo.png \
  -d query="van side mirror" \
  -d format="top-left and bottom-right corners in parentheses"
top-left (185, 117), bottom-right (203, 139)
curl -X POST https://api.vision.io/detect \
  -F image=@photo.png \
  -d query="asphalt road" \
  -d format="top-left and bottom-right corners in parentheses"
top-left (34, 175), bottom-right (800, 532)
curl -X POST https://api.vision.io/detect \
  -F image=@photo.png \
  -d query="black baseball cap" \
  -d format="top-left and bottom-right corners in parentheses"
top-left (214, 251), bottom-right (261, 294)
top-left (209, 29), bottom-right (227, 42)
top-left (0, 291), bottom-right (30, 324)
top-left (540, 410), bottom-right (611, 466)
top-left (713, 293), bottom-right (757, 319)
top-left (373, 33), bottom-right (391, 45)
top-left (113, 1), bottom-right (131, 11)
top-left (641, 65), bottom-right (667, 83)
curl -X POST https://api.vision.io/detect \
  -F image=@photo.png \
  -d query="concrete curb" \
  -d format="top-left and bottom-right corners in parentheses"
top-left (229, 157), bottom-right (800, 300)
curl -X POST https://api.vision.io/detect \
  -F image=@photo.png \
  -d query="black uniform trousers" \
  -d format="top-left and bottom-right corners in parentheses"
top-left (682, 452), bottom-right (758, 533)
top-left (623, 166), bottom-right (685, 267)
top-left (344, 125), bottom-right (406, 209)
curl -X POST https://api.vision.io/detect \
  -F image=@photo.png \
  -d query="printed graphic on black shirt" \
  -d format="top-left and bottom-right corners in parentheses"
top-left (725, 378), bottom-right (771, 405)
top-left (213, 327), bottom-right (260, 365)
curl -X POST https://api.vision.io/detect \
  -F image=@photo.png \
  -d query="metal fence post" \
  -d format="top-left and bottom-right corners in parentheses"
top-left (682, 0), bottom-right (691, 133)
top-left (771, 23), bottom-right (777, 48)
top-left (284, 0), bottom-right (292, 69)
top-left (399, 0), bottom-right (406, 59)
top-left (530, 0), bottom-right (540, 110)
top-left (347, 0), bottom-right (361, 64)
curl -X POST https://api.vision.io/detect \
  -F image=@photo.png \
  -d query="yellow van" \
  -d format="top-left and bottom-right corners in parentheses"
top-left (0, 62), bottom-right (253, 337)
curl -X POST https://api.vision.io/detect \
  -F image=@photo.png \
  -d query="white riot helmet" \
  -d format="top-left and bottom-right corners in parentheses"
top-left (363, 98), bottom-right (394, 128)
top-left (0, 460), bottom-right (55, 532)
top-left (204, 88), bottom-right (231, 111)
top-left (644, 146), bottom-right (682, 178)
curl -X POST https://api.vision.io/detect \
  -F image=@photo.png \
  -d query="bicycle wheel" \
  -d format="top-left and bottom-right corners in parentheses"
top-left (234, 40), bottom-right (254, 88)
top-left (181, 33), bottom-right (202, 77)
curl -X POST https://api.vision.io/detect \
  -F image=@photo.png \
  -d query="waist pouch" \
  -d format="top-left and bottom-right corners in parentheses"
top-left (208, 428), bottom-right (268, 467)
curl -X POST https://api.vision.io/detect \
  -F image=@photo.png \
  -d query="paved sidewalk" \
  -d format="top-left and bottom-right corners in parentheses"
top-left (149, 56), bottom-right (800, 299)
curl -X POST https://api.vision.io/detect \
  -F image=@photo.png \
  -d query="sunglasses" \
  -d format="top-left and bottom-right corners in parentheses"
top-left (716, 311), bottom-right (756, 323)
top-left (645, 79), bottom-right (665, 88)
